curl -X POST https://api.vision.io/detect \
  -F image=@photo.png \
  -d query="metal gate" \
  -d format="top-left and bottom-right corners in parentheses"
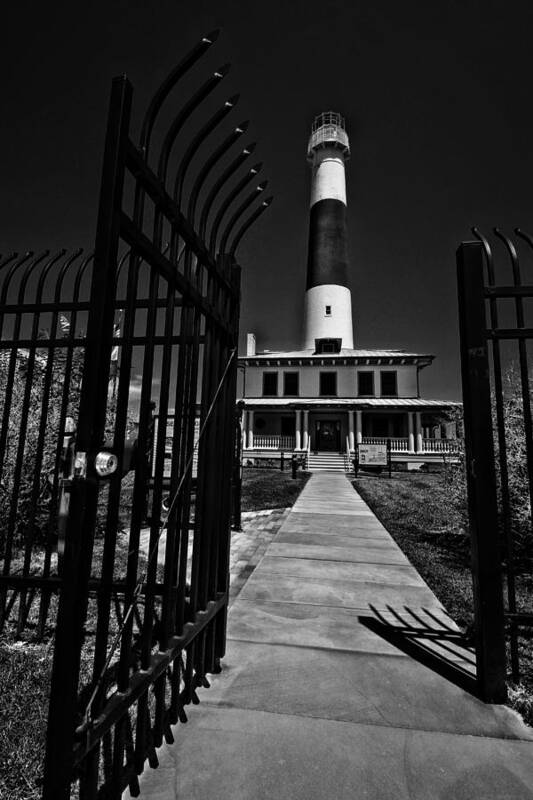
top-left (0, 31), bottom-right (271, 798)
top-left (457, 228), bottom-right (533, 703)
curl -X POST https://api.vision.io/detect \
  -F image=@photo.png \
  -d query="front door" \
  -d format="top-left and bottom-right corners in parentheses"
top-left (316, 420), bottom-right (341, 451)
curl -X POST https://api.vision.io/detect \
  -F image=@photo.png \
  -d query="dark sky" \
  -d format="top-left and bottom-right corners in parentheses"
top-left (2, 0), bottom-right (533, 401)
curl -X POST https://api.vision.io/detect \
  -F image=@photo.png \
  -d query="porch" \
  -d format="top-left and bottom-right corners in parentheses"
top-left (248, 434), bottom-right (459, 456)
top-left (241, 404), bottom-right (461, 460)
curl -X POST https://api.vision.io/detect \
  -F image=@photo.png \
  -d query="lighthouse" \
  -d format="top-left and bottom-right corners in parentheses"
top-left (302, 111), bottom-right (354, 350)
top-left (239, 109), bottom-right (458, 469)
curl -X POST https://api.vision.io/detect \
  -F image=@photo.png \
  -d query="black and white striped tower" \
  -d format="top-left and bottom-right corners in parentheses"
top-left (302, 111), bottom-right (354, 349)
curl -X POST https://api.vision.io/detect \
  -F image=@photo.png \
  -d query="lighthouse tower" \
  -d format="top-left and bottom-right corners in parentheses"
top-left (302, 112), bottom-right (354, 350)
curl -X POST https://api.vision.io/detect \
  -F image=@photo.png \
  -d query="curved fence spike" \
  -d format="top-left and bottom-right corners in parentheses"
top-left (54, 249), bottom-right (84, 304)
top-left (494, 228), bottom-right (521, 285)
top-left (514, 227), bottom-right (533, 255)
top-left (34, 250), bottom-right (68, 305)
top-left (157, 64), bottom-right (231, 182)
top-left (16, 252), bottom-right (51, 306)
top-left (219, 181), bottom-right (268, 255)
top-left (0, 252), bottom-right (35, 306)
top-left (472, 227), bottom-right (495, 285)
top-left (209, 164), bottom-right (263, 252)
top-left (229, 196), bottom-right (273, 257)
top-left (0, 253), bottom-right (19, 273)
top-left (73, 252), bottom-right (94, 304)
top-left (187, 122), bottom-right (249, 225)
top-left (199, 143), bottom-right (256, 240)
top-left (173, 94), bottom-right (239, 209)
top-left (140, 29), bottom-right (220, 158)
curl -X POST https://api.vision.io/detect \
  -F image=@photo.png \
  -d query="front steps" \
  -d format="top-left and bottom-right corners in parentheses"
top-left (306, 451), bottom-right (351, 473)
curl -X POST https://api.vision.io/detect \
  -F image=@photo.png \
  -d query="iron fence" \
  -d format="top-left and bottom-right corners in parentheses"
top-left (457, 228), bottom-right (533, 702)
top-left (0, 29), bottom-right (271, 799)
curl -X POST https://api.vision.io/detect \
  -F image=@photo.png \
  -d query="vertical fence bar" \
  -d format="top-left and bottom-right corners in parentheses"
top-left (456, 241), bottom-right (507, 703)
top-left (215, 259), bottom-right (241, 667)
top-left (43, 76), bottom-right (133, 800)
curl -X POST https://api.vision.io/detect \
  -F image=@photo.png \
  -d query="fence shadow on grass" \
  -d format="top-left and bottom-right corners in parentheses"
top-left (358, 604), bottom-right (479, 697)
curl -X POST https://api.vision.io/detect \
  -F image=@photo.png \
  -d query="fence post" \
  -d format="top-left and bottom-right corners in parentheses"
top-left (457, 241), bottom-right (507, 703)
top-left (291, 455), bottom-right (298, 479)
top-left (42, 76), bottom-right (133, 799)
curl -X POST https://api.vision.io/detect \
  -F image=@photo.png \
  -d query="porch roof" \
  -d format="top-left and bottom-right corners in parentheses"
top-left (239, 397), bottom-right (460, 409)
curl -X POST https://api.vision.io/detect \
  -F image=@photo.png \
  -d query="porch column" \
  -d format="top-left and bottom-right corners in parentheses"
top-left (241, 410), bottom-right (248, 448)
top-left (348, 410), bottom-right (355, 451)
top-left (302, 410), bottom-right (309, 450)
top-left (355, 410), bottom-right (362, 444)
top-left (408, 412), bottom-right (415, 452)
top-left (247, 410), bottom-right (254, 450)
top-left (295, 409), bottom-right (302, 450)
top-left (415, 411), bottom-right (423, 453)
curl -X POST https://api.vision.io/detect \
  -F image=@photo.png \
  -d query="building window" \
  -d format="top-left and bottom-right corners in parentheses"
top-left (315, 338), bottom-right (341, 354)
top-left (262, 372), bottom-right (278, 396)
top-left (325, 305), bottom-right (332, 316)
top-left (319, 371), bottom-right (337, 396)
top-left (380, 371), bottom-right (398, 397)
top-left (283, 372), bottom-right (299, 396)
top-left (358, 371), bottom-right (374, 396)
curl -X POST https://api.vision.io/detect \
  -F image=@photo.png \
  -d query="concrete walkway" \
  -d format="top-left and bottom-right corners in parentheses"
top-left (131, 474), bottom-right (533, 800)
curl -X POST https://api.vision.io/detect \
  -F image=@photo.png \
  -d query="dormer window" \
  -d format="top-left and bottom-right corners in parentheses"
top-left (315, 338), bottom-right (341, 354)
top-left (325, 305), bottom-right (332, 316)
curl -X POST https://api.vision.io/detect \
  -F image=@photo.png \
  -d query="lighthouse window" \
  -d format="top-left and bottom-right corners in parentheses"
top-left (319, 372), bottom-right (337, 396)
top-left (262, 372), bottom-right (278, 396)
top-left (325, 305), bottom-right (332, 316)
top-left (283, 372), bottom-right (299, 396)
top-left (380, 371), bottom-right (398, 397)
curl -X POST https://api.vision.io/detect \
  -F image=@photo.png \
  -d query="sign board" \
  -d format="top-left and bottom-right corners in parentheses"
top-left (358, 444), bottom-right (388, 466)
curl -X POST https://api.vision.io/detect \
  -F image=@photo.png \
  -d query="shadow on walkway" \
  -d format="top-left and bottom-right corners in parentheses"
top-left (359, 604), bottom-right (478, 696)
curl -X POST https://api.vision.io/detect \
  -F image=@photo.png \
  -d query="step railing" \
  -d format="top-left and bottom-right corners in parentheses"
top-left (345, 435), bottom-right (352, 473)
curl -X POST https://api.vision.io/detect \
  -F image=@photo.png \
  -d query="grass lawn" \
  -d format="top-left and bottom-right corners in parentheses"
top-left (0, 533), bottom-right (134, 800)
top-left (354, 470), bottom-right (533, 723)
top-left (241, 467), bottom-right (310, 512)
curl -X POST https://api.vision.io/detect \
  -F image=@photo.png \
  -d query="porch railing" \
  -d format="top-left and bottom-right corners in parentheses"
top-left (421, 438), bottom-right (461, 453)
top-left (363, 437), bottom-right (410, 452)
top-left (246, 434), bottom-right (462, 454)
top-left (362, 437), bottom-right (461, 454)
top-left (251, 434), bottom-right (296, 450)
